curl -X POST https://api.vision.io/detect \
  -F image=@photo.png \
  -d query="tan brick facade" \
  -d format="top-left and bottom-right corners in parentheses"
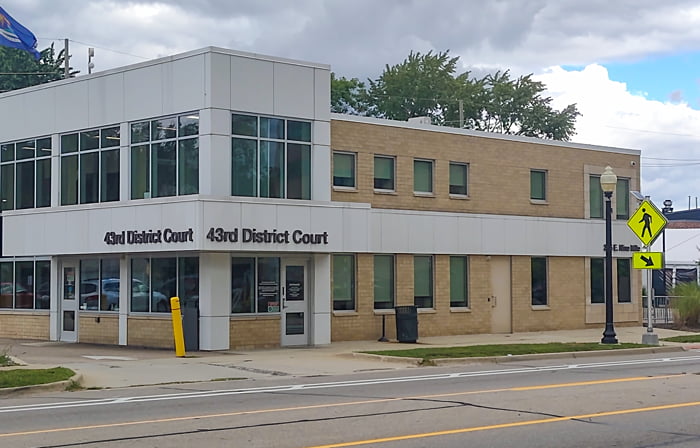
top-left (127, 317), bottom-right (174, 348)
top-left (230, 316), bottom-right (280, 349)
top-left (79, 313), bottom-right (119, 345)
top-left (0, 312), bottom-right (49, 339)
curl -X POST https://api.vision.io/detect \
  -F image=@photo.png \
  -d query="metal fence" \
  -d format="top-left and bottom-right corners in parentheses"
top-left (642, 295), bottom-right (677, 325)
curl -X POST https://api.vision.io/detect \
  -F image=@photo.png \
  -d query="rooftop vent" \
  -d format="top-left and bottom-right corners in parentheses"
top-left (407, 116), bottom-right (431, 125)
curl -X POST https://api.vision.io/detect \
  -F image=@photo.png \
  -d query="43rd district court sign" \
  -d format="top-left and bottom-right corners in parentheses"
top-left (627, 199), bottom-right (668, 247)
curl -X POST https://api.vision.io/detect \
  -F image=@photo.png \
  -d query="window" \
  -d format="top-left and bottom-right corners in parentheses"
top-left (0, 138), bottom-right (51, 210)
top-left (414, 256), bottom-right (433, 308)
top-left (374, 255), bottom-right (394, 309)
top-left (231, 257), bottom-right (280, 314)
top-left (450, 256), bottom-right (468, 307)
top-left (130, 114), bottom-right (199, 199)
top-left (591, 258), bottom-right (604, 304)
top-left (79, 258), bottom-right (119, 311)
top-left (0, 259), bottom-right (50, 310)
top-left (530, 169), bottom-right (546, 201)
top-left (130, 257), bottom-right (198, 313)
top-left (374, 156), bottom-right (395, 191)
top-left (531, 257), bottom-right (548, 306)
top-left (414, 159), bottom-right (433, 194)
top-left (333, 152), bottom-right (356, 188)
top-left (61, 126), bottom-right (120, 205)
top-left (449, 162), bottom-right (468, 196)
top-left (616, 178), bottom-right (630, 219)
top-left (617, 258), bottom-right (631, 303)
top-left (332, 254), bottom-right (355, 310)
top-left (231, 114), bottom-right (311, 200)
top-left (590, 175), bottom-right (603, 219)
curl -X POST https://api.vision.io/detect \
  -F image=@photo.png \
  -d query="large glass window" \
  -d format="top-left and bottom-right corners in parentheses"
top-left (531, 257), bottom-right (548, 306)
top-left (616, 178), bottom-right (630, 219)
top-left (0, 259), bottom-right (50, 310)
top-left (231, 257), bottom-right (280, 314)
top-left (590, 175), bottom-right (603, 219)
top-left (617, 258), bottom-right (631, 303)
top-left (449, 162), bottom-right (468, 196)
top-left (530, 170), bottom-right (546, 201)
top-left (0, 138), bottom-right (51, 210)
top-left (130, 113), bottom-right (199, 199)
top-left (332, 254), bottom-right (355, 311)
top-left (131, 256), bottom-right (198, 313)
top-left (450, 256), bottom-right (468, 307)
top-left (591, 258), bottom-right (605, 304)
top-left (414, 256), bottom-right (433, 308)
top-left (79, 258), bottom-right (120, 311)
top-left (374, 156), bottom-right (395, 191)
top-left (231, 114), bottom-right (311, 200)
top-left (60, 126), bottom-right (120, 205)
top-left (333, 152), bottom-right (356, 188)
top-left (414, 159), bottom-right (433, 194)
top-left (374, 255), bottom-right (394, 310)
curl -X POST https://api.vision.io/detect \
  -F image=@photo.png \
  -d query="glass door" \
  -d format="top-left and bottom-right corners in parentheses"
top-left (281, 260), bottom-right (308, 346)
top-left (60, 262), bottom-right (79, 342)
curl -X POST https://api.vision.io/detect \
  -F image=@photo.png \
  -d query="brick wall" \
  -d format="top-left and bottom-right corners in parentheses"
top-left (79, 313), bottom-right (119, 345)
top-left (127, 317), bottom-right (173, 348)
top-left (230, 316), bottom-right (280, 349)
top-left (0, 313), bottom-right (49, 339)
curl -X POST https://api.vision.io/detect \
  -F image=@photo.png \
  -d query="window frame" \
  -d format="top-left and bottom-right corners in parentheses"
top-left (373, 255), bottom-right (395, 310)
top-left (590, 175), bottom-right (603, 219)
top-left (413, 159), bottom-right (434, 194)
top-left (0, 258), bottom-right (51, 310)
top-left (373, 155), bottom-right (396, 192)
top-left (449, 162), bottom-right (468, 197)
top-left (530, 169), bottom-right (547, 201)
top-left (450, 256), bottom-right (469, 308)
top-left (231, 256), bottom-right (281, 315)
top-left (414, 255), bottom-right (434, 308)
top-left (616, 178), bottom-right (630, 220)
top-left (332, 254), bottom-right (356, 311)
top-left (617, 258), bottom-right (631, 303)
top-left (590, 257), bottom-right (605, 304)
top-left (0, 137), bottom-right (52, 211)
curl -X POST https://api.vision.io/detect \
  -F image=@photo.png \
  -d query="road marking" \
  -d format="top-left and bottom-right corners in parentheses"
top-left (305, 400), bottom-right (700, 448)
top-left (1, 355), bottom-right (698, 414)
top-left (82, 356), bottom-right (137, 361)
top-left (0, 374), bottom-right (685, 438)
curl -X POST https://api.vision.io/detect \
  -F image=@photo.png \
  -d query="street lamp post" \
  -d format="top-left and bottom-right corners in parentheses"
top-left (601, 166), bottom-right (619, 344)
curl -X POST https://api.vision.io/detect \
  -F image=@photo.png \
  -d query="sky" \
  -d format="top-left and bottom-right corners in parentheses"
top-left (4, 0), bottom-right (700, 212)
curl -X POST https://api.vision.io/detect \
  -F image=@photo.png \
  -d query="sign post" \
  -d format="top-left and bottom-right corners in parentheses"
top-left (627, 199), bottom-right (667, 345)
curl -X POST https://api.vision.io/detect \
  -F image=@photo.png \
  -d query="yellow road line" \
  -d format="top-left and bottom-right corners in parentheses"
top-left (0, 374), bottom-right (683, 438)
top-left (305, 400), bottom-right (700, 448)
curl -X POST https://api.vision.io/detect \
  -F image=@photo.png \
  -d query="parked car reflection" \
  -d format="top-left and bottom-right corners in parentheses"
top-left (80, 278), bottom-right (167, 311)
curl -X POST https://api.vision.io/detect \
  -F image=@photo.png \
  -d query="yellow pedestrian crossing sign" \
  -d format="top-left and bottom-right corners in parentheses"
top-left (632, 252), bottom-right (663, 269)
top-left (627, 199), bottom-right (667, 246)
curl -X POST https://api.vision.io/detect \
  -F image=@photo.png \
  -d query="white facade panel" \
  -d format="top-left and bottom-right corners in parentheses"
top-left (124, 64), bottom-right (164, 120)
top-left (54, 81), bottom-right (90, 132)
top-left (273, 63), bottom-right (315, 119)
top-left (169, 55), bottom-right (206, 113)
top-left (88, 74), bottom-right (125, 127)
top-left (314, 68), bottom-right (331, 120)
top-left (23, 88), bottom-right (55, 137)
top-left (312, 145), bottom-right (331, 202)
top-left (207, 53), bottom-right (231, 110)
top-left (230, 56), bottom-right (274, 114)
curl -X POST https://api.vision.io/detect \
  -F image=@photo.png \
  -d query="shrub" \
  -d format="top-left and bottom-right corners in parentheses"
top-left (670, 282), bottom-right (700, 328)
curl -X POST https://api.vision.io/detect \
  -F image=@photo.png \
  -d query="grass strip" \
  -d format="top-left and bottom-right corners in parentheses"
top-left (364, 342), bottom-right (650, 361)
top-left (0, 367), bottom-right (75, 389)
top-left (661, 334), bottom-right (700, 343)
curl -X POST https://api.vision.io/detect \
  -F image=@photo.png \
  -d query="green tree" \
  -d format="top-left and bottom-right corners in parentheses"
top-left (0, 43), bottom-right (75, 93)
top-left (331, 50), bottom-right (580, 141)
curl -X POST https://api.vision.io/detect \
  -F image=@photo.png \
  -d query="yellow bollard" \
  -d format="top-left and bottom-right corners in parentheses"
top-left (170, 297), bottom-right (186, 357)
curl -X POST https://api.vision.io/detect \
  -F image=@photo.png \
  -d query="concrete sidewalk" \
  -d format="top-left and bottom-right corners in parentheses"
top-left (2, 326), bottom-right (698, 390)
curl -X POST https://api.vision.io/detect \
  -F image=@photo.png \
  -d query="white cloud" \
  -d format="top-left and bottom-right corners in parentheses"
top-left (536, 65), bottom-right (700, 209)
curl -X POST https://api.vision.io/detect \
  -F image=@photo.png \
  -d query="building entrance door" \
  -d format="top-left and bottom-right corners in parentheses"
top-left (281, 259), bottom-right (308, 346)
top-left (60, 261), bottom-right (79, 342)
top-left (490, 256), bottom-right (512, 333)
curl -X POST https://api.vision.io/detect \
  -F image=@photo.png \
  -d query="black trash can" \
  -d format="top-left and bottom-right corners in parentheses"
top-left (394, 305), bottom-right (418, 343)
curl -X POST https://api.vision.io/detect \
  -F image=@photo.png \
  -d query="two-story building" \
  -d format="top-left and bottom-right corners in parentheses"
top-left (0, 47), bottom-right (642, 350)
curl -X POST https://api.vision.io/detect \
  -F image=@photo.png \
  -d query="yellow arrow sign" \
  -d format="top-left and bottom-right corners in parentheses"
top-left (632, 252), bottom-right (663, 269)
top-left (627, 199), bottom-right (667, 246)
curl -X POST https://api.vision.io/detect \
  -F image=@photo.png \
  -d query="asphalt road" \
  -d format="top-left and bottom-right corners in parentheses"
top-left (1, 351), bottom-right (700, 447)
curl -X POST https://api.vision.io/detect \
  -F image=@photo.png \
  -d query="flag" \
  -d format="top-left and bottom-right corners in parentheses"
top-left (0, 6), bottom-right (40, 60)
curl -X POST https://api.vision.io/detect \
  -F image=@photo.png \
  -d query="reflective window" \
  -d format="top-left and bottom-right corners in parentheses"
top-left (231, 114), bottom-right (311, 200)
top-left (617, 258), bottom-right (631, 303)
top-left (450, 256), bottom-right (468, 307)
top-left (332, 254), bottom-right (355, 311)
top-left (131, 257), bottom-right (198, 313)
top-left (374, 255), bottom-right (394, 310)
top-left (130, 113), bottom-right (199, 199)
top-left (530, 169), bottom-right (546, 201)
top-left (0, 137), bottom-right (51, 211)
top-left (531, 257), bottom-right (548, 306)
top-left (333, 152), bottom-right (356, 188)
top-left (591, 258), bottom-right (604, 304)
top-left (414, 160), bottom-right (433, 194)
top-left (374, 156), bottom-right (395, 191)
top-left (231, 257), bottom-right (280, 314)
top-left (60, 125), bottom-right (120, 205)
top-left (616, 178), bottom-right (630, 219)
top-left (0, 259), bottom-right (50, 310)
top-left (414, 256), bottom-right (433, 308)
top-left (449, 162), bottom-right (468, 196)
top-left (590, 175), bottom-right (603, 219)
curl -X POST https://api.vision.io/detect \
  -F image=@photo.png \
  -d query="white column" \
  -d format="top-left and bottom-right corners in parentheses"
top-left (118, 256), bottom-right (128, 345)
top-left (198, 252), bottom-right (231, 350)
top-left (49, 256), bottom-right (59, 341)
top-left (312, 253), bottom-right (331, 345)
top-left (312, 120), bottom-right (331, 202)
top-left (198, 108), bottom-right (232, 196)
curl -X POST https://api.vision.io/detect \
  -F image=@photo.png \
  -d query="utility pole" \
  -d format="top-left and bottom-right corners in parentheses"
top-left (458, 100), bottom-right (464, 128)
top-left (64, 38), bottom-right (70, 79)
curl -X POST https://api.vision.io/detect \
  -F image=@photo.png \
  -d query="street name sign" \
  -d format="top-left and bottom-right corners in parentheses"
top-left (632, 252), bottom-right (663, 269)
top-left (627, 199), bottom-right (667, 246)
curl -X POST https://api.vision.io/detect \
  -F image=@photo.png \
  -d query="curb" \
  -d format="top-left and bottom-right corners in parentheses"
top-left (0, 371), bottom-right (83, 397)
top-left (350, 345), bottom-right (687, 367)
